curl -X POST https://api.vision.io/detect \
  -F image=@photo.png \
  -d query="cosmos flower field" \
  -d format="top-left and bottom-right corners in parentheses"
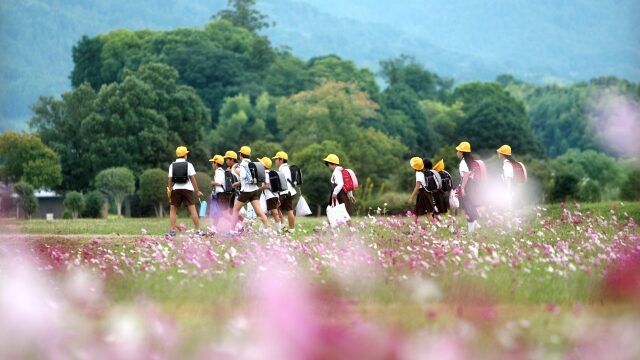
top-left (1, 202), bottom-right (639, 359)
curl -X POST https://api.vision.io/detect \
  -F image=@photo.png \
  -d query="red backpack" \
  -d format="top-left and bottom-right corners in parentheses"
top-left (469, 160), bottom-right (487, 182)
top-left (512, 162), bottom-right (528, 183)
top-left (341, 168), bottom-right (359, 192)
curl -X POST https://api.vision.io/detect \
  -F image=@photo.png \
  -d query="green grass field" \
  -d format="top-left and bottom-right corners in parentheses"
top-left (6, 201), bottom-right (640, 356)
top-left (17, 201), bottom-right (639, 236)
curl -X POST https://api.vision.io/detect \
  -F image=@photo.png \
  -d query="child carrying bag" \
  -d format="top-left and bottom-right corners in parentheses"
top-left (326, 203), bottom-right (350, 227)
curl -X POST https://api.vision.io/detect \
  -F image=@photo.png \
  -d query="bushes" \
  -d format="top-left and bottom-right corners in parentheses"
top-left (357, 191), bottom-right (411, 216)
top-left (63, 191), bottom-right (85, 219)
top-left (621, 168), bottom-right (640, 201)
top-left (82, 190), bottom-right (104, 218)
top-left (138, 168), bottom-right (168, 217)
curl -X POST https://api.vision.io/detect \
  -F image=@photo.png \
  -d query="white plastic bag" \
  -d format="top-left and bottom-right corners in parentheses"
top-left (449, 191), bottom-right (460, 209)
top-left (295, 195), bottom-right (312, 216)
top-left (326, 203), bottom-right (350, 227)
top-left (259, 193), bottom-right (268, 214)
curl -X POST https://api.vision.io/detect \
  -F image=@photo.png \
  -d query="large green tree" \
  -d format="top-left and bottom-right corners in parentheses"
top-left (0, 132), bottom-right (62, 189)
top-left (277, 81), bottom-right (407, 186)
top-left (451, 82), bottom-right (543, 156)
top-left (208, 93), bottom-right (271, 151)
top-left (379, 55), bottom-right (452, 101)
top-left (214, 0), bottom-right (273, 33)
top-left (30, 83), bottom-right (97, 190)
top-left (31, 63), bottom-right (210, 190)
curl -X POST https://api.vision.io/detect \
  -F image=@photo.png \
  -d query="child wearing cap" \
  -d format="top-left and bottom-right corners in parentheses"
top-left (167, 146), bottom-right (203, 237)
top-left (258, 157), bottom-right (283, 229)
top-left (432, 159), bottom-right (449, 215)
top-left (455, 141), bottom-right (480, 233)
top-left (231, 146), bottom-right (270, 230)
top-left (273, 151), bottom-right (296, 232)
top-left (209, 154), bottom-right (226, 224)
top-left (497, 144), bottom-right (520, 209)
top-left (324, 153), bottom-right (354, 216)
top-left (222, 150), bottom-right (239, 214)
top-left (407, 157), bottom-right (436, 224)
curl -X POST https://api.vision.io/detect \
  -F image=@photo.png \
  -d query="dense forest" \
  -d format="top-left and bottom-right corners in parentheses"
top-left (2, 0), bottom-right (640, 217)
top-left (2, 0), bottom-right (639, 131)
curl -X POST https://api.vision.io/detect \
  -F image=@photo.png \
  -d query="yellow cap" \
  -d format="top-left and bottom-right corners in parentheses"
top-left (497, 145), bottom-right (512, 156)
top-left (239, 145), bottom-right (251, 157)
top-left (176, 146), bottom-right (189, 157)
top-left (410, 157), bottom-right (424, 171)
top-left (433, 159), bottom-right (445, 172)
top-left (272, 151), bottom-right (288, 160)
top-left (259, 157), bottom-right (272, 169)
top-left (224, 150), bottom-right (238, 160)
top-left (323, 154), bottom-right (340, 165)
top-left (209, 154), bottom-right (224, 165)
top-left (455, 141), bottom-right (471, 153)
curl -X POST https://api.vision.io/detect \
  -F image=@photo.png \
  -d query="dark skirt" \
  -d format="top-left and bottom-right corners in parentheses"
top-left (433, 190), bottom-right (448, 214)
top-left (329, 185), bottom-right (354, 216)
top-left (415, 188), bottom-right (435, 216)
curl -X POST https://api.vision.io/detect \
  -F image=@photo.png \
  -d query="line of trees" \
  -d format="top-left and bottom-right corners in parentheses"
top-left (2, 0), bottom-right (639, 217)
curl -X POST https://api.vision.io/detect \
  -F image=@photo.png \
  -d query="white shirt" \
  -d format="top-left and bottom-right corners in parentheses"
top-left (238, 159), bottom-right (259, 193)
top-left (502, 160), bottom-right (514, 181)
top-left (278, 163), bottom-right (297, 196)
top-left (415, 171), bottom-right (426, 187)
top-left (168, 158), bottom-right (196, 191)
top-left (213, 167), bottom-right (225, 194)
top-left (459, 159), bottom-right (469, 176)
top-left (263, 172), bottom-right (277, 200)
top-left (330, 166), bottom-right (344, 195)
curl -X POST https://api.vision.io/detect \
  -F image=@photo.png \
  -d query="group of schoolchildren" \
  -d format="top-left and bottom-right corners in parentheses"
top-left (408, 141), bottom-right (527, 233)
top-left (166, 140), bottom-right (525, 236)
top-left (167, 144), bottom-right (358, 236)
top-left (167, 145), bottom-right (301, 236)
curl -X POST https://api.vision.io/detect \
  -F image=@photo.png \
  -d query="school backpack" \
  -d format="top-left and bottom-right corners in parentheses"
top-left (171, 162), bottom-right (189, 184)
top-left (469, 160), bottom-right (487, 182)
top-left (341, 168), bottom-right (359, 192)
top-left (289, 165), bottom-right (303, 186)
top-left (268, 170), bottom-right (289, 193)
top-left (512, 162), bottom-right (528, 183)
top-left (248, 161), bottom-right (266, 185)
top-left (438, 170), bottom-right (453, 192)
top-left (422, 169), bottom-right (442, 192)
top-left (223, 171), bottom-right (236, 193)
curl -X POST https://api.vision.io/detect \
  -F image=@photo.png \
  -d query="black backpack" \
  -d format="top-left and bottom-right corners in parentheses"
top-left (246, 161), bottom-right (266, 185)
top-left (171, 162), bottom-right (189, 184)
top-left (289, 165), bottom-right (303, 186)
top-left (422, 169), bottom-right (442, 192)
top-left (438, 170), bottom-right (453, 192)
top-left (269, 170), bottom-right (288, 193)
top-left (223, 171), bottom-right (236, 193)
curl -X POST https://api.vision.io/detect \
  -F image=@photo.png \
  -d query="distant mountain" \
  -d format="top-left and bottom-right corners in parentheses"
top-left (1, 0), bottom-right (637, 131)
top-left (299, 0), bottom-right (640, 81)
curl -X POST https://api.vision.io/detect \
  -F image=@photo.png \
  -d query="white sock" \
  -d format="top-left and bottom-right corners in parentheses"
top-left (468, 221), bottom-right (476, 233)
